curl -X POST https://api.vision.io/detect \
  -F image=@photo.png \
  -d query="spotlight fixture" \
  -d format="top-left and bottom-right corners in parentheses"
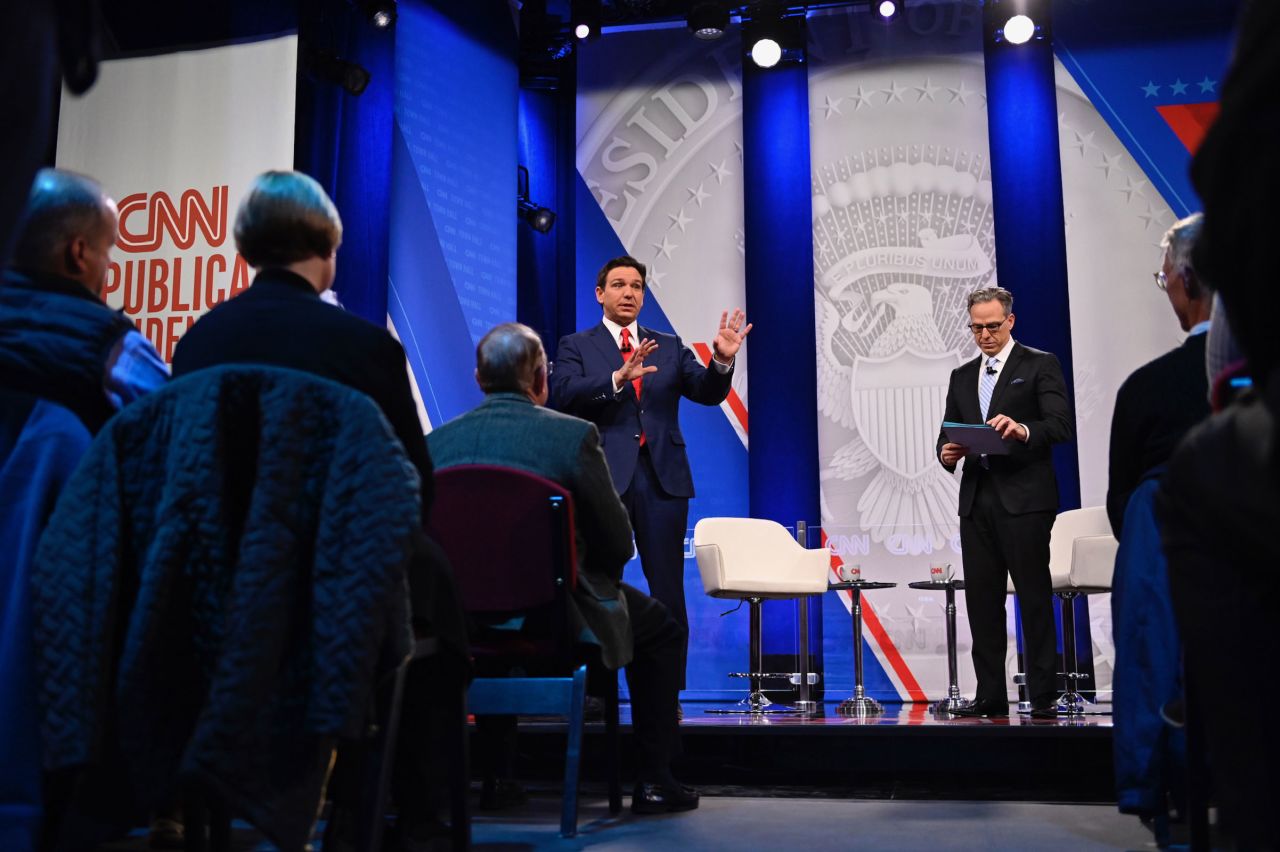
top-left (877, 0), bottom-right (898, 20)
top-left (1003, 13), bottom-right (1035, 44)
top-left (743, 8), bottom-right (805, 70)
top-left (571, 0), bottom-right (602, 41)
top-left (352, 0), bottom-right (397, 29)
top-left (751, 38), bottom-right (782, 68)
top-left (302, 45), bottom-right (371, 96)
top-left (688, 1), bottom-right (729, 41)
top-left (517, 166), bottom-right (556, 235)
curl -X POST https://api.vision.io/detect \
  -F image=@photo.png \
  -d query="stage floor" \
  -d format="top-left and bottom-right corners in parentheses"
top-left (515, 700), bottom-right (1120, 803)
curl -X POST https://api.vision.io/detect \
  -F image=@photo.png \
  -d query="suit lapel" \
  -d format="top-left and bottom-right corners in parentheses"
top-left (960, 356), bottom-right (983, 421)
top-left (587, 322), bottom-right (639, 403)
top-left (986, 342), bottom-right (1024, 415)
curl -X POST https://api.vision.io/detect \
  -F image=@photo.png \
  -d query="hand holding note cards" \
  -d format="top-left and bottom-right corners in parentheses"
top-left (942, 421), bottom-right (1013, 456)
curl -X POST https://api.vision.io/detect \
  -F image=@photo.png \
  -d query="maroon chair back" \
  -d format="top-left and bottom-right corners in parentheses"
top-left (430, 464), bottom-right (578, 622)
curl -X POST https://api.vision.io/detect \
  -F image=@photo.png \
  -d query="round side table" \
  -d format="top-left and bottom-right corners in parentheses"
top-left (829, 580), bottom-right (897, 717)
top-left (908, 579), bottom-right (968, 714)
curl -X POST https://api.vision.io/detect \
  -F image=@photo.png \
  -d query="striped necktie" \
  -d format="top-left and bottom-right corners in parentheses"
top-left (979, 357), bottom-right (998, 420)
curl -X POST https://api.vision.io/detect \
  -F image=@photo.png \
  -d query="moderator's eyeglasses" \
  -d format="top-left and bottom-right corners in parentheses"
top-left (1153, 270), bottom-right (1168, 291)
top-left (965, 319), bottom-right (1008, 335)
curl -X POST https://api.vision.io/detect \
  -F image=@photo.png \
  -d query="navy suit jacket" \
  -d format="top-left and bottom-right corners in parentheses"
top-left (936, 342), bottom-right (1073, 517)
top-left (551, 322), bottom-right (733, 498)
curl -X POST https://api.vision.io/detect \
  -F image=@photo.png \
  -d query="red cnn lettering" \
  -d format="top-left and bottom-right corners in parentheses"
top-left (117, 186), bottom-right (230, 253)
top-left (147, 260), bottom-right (170, 312)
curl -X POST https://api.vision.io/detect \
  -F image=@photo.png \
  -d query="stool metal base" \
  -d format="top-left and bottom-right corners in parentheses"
top-left (836, 695), bottom-right (883, 717)
top-left (1056, 690), bottom-right (1110, 716)
top-left (705, 691), bottom-right (800, 716)
top-left (931, 696), bottom-right (970, 714)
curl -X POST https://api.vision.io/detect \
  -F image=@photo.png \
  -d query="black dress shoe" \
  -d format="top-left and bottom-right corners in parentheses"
top-left (949, 699), bottom-right (1009, 718)
top-left (1028, 696), bottom-right (1059, 719)
top-left (631, 781), bottom-right (700, 815)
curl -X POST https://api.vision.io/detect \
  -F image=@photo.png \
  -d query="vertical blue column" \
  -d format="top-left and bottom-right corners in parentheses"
top-left (742, 55), bottom-right (823, 697)
top-left (983, 1), bottom-right (1089, 683)
top-left (982, 3), bottom-right (1080, 510)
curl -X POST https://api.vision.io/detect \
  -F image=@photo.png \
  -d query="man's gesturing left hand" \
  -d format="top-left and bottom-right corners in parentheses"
top-left (712, 308), bottom-right (752, 364)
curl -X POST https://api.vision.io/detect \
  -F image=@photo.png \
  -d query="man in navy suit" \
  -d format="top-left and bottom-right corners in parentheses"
top-left (551, 255), bottom-right (750, 688)
top-left (936, 286), bottom-right (1073, 718)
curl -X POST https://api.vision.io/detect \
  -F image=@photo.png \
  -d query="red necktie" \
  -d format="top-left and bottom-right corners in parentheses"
top-left (620, 328), bottom-right (645, 446)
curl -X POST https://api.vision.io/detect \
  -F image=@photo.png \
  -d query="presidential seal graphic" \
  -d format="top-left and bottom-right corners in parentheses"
top-left (811, 58), bottom-right (997, 556)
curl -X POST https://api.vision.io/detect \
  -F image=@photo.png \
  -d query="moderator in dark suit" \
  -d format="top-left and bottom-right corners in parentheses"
top-left (428, 324), bottom-right (692, 803)
top-left (172, 267), bottom-right (433, 518)
top-left (937, 305), bottom-right (1073, 711)
top-left (550, 258), bottom-right (747, 689)
top-left (1106, 330), bottom-right (1209, 537)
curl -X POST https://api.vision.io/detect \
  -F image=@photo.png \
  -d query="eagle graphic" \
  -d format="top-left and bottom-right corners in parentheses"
top-left (818, 281), bottom-right (963, 553)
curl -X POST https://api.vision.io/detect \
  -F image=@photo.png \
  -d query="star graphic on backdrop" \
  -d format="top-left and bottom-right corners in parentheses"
top-left (667, 208), bottom-right (693, 233)
top-left (1118, 175), bottom-right (1148, 204)
top-left (822, 95), bottom-right (843, 118)
top-left (708, 159), bottom-right (733, 185)
top-left (1198, 76), bottom-right (1217, 93)
top-left (652, 234), bottom-right (677, 260)
top-left (948, 81), bottom-right (976, 105)
top-left (1096, 152), bottom-right (1124, 180)
top-left (1141, 81), bottom-right (1160, 98)
top-left (1068, 129), bottom-right (1097, 158)
top-left (687, 182), bottom-right (711, 208)
top-left (881, 81), bottom-right (907, 104)
top-left (875, 212), bottom-right (890, 227)
top-left (915, 77), bottom-right (942, 102)
top-left (649, 268), bottom-right (667, 290)
top-left (1137, 202), bottom-right (1161, 230)
top-left (1169, 78), bottom-right (1188, 95)
top-left (849, 85), bottom-right (873, 110)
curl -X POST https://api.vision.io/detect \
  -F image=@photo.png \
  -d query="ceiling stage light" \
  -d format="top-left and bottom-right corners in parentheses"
top-left (878, 1), bottom-right (898, 19)
top-left (1003, 14), bottom-right (1035, 44)
top-left (750, 37), bottom-right (782, 68)
top-left (689, 1), bottom-right (729, 40)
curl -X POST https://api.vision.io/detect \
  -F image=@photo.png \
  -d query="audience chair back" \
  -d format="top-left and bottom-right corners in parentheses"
top-left (429, 464), bottom-right (618, 837)
top-left (430, 464), bottom-right (579, 664)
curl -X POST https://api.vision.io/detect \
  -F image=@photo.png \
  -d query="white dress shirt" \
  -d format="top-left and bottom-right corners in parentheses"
top-left (602, 315), bottom-right (730, 395)
top-left (975, 336), bottom-right (1029, 442)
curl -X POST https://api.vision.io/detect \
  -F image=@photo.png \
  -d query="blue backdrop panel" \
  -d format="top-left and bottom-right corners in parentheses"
top-left (741, 57), bottom-right (825, 685)
top-left (1054, 1), bottom-right (1239, 217)
top-left (392, 0), bottom-right (517, 423)
top-left (983, 11), bottom-right (1079, 512)
top-left (573, 172), bottom-right (752, 701)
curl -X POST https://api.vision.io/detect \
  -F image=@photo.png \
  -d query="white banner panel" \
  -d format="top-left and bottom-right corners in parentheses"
top-left (56, 36), bottom-right (298, 362)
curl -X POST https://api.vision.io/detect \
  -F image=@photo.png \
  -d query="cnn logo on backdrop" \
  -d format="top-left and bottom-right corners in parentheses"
top-left (105, 185), bottom-right (252, 361)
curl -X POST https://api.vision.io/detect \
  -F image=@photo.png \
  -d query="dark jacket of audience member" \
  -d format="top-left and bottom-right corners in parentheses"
top-left (1155, 3), bottom-right (1280, 847)
top-left (31, 366), bottom-right (417, 852)
top-left (1111, 471), bottom-right (1185, 816)
top-left (0, 269), bottom-right (138, 431)
top-left (0, 169), bottom-right (167, 432)
top-left (1106, 333), bottom-right (1209, 536)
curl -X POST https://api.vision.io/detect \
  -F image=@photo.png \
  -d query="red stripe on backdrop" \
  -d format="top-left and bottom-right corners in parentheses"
top-left (824, 532), bottom-right (928, 703)
top-left (1156, 101), bottom-right (1220, 154)
top-left (692, 342), bottom-right (749, 434)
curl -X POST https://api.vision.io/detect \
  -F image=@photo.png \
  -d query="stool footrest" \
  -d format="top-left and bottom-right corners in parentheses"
top-left (727, 672), bottom-right (795, 681)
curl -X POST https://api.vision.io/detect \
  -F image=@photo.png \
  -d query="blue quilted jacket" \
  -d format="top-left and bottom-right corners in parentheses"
top-left (31, 366), bottom-right (418, 851)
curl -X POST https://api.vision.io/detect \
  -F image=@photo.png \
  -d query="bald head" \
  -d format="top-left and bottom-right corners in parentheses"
top-left (475, 322), bottom-right (548, 404)
top-left (11, 169), bottom-right (118, 295)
